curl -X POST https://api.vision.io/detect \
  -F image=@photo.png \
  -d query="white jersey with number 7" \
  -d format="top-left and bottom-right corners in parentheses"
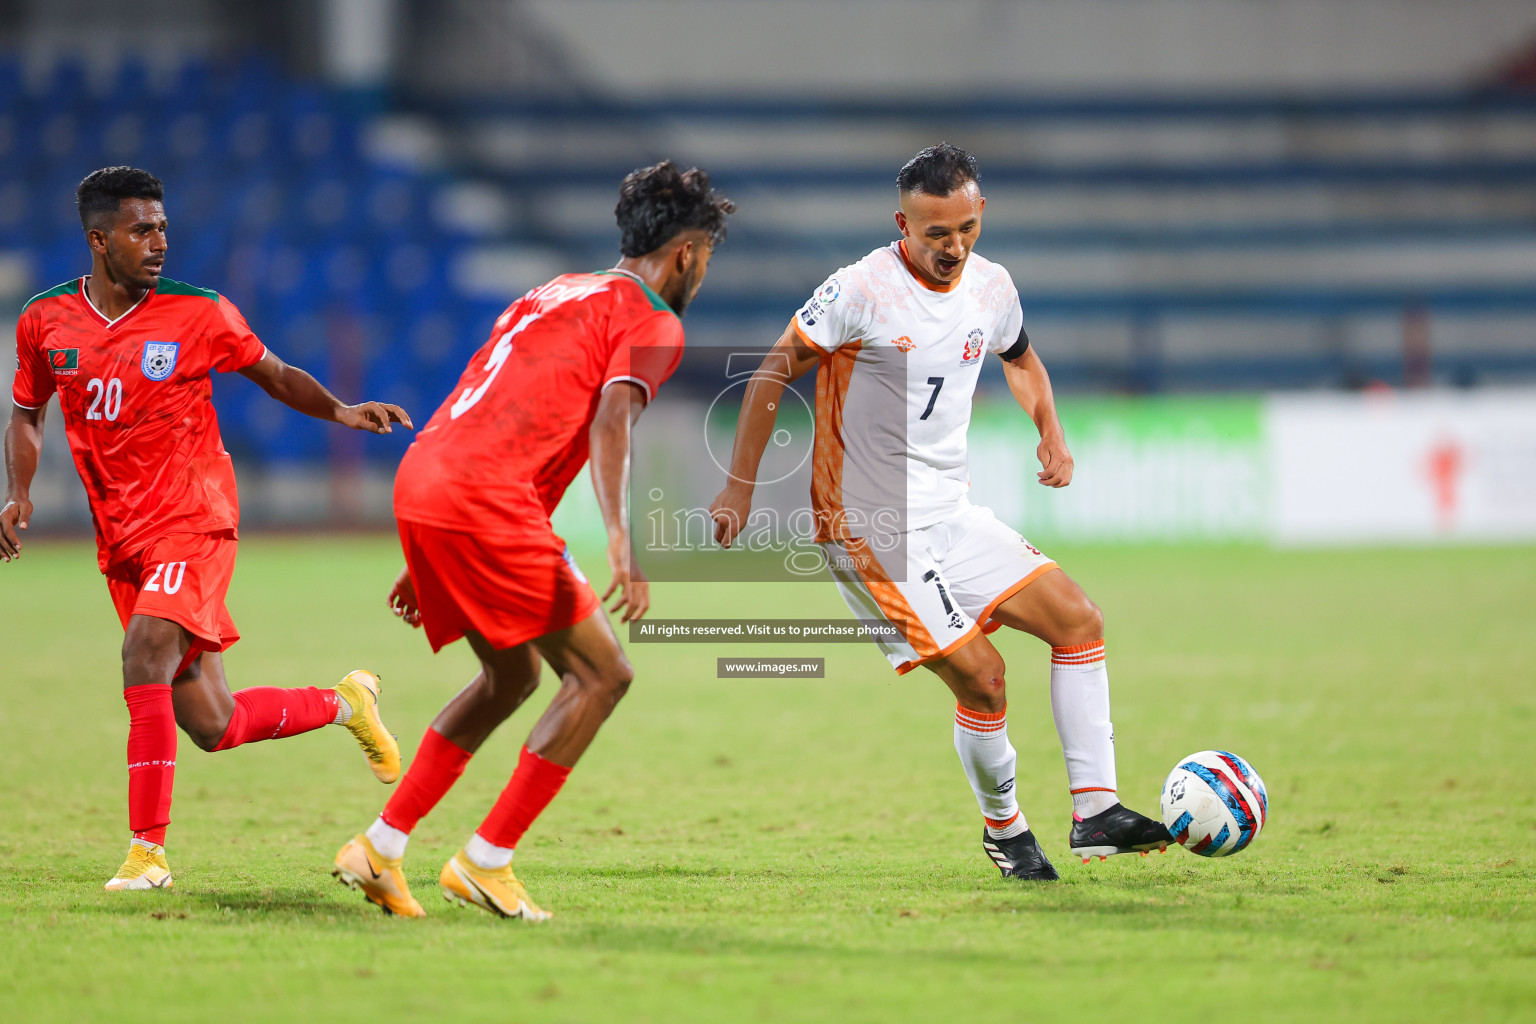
top-left (791, 240), bottom-right (1026, 541)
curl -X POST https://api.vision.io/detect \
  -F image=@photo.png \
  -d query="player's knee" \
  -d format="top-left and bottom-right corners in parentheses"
top-left (1056, 593), bottom-right (1104, 646)
top-left (605, 659), bottom-right (635, 701)
top-left (1081, 599), bottom-right (1105, 640)
top-left (580, 654), bottom-right (634, 707)
top-left (121, 635), bottom-right (177, 687)
top-left (958, 657), bottom-right (1008, 713)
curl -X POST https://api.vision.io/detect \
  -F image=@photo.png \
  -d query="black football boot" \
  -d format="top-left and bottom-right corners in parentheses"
top-left (981, 828), bottom-right (1060, 880)
top-left (1068, 803), bottom-right (1173, 863)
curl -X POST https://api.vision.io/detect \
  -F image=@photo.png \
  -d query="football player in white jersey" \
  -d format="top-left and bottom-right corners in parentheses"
top-left (709, 144), bottom-right (1171, 879)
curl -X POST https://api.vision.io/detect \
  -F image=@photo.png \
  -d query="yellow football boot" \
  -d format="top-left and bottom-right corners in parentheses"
top-left (332, 834), bottom-right (425, 918)
top-left (104, 842), bottom-right (173, 891)
top-left (333, 670), bottom-right (400, 784)
top-left (440, 850), bottom-right (551, 921)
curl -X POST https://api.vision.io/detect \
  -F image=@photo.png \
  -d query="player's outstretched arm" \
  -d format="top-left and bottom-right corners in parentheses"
top-left (590, 381), bottom-right (650, 623)
top-left (239, 351), bottom-right (413, 434)
top-left (1002, 344), bottom-right (1074, 488)
top-left (708, 323), bottom-right (821, 547)
top-left (1, 403), bottom-right (44, 562)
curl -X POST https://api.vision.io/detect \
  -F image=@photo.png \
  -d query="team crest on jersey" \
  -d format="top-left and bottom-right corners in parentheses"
top-left (141, 341), bottom-right (179, 381)
top-left (47, 348), bottom-right (79, 375)
top-left (960, 328), bottom-right (985, 366)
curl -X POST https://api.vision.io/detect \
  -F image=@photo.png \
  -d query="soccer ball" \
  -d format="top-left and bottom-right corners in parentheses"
top-left (1159, 750), bottom-right (1268, 857)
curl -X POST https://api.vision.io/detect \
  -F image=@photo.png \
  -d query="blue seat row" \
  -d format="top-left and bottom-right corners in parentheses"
top-left (2, 53), bottom-right (508, 464)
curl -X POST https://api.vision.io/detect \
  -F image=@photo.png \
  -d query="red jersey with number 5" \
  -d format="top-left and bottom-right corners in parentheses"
top-left (394, 270), bottom-right (683, 532)
top-left (12, 276), bottom-right (267, 571)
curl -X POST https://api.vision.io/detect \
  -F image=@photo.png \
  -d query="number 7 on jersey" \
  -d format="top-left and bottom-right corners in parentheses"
top-left (920, 376), bottom-right (944, 421)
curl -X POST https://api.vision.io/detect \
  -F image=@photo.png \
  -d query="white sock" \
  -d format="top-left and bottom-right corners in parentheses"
top-left (465, 831), bottom-right (515, 870)
top-left (332, 693), bottom-right (352, 726)
top-left (129, 837), bottom-right (161, 852)
top-left (1050, 641), bottom-right (1119, 818)
top-left (365, 816), bottom-right (409, 860)
top-left (953, 704), bottom-right (1028, 838)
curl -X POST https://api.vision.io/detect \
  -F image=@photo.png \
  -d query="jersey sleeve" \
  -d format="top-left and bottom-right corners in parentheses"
top-left (602, 309), bottom-right (684, 404)
top-left (791, 271), bottom-right (868, 354)
top-left (11, 310), bottom-right (54, 410)
top-left (207, 295), bottom-right (268, 373)
top-left (990, 276), bottom-right (1028, 359)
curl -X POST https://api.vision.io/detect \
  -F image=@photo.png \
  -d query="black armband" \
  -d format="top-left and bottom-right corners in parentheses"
top-left (999, 326), bottom-right (1030, 362)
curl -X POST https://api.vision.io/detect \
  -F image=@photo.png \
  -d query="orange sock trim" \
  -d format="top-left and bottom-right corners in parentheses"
top-left (984, 810), bottom-right (1021, 830)
top-left (1052, 640), bottom-right (1106, 665)
top-left (955, 704), bottom-right (1008, 733)
top-left (954, 703), bottom-right (1006, 721)
top-left (1070, 787), bottom-right (1117, 795)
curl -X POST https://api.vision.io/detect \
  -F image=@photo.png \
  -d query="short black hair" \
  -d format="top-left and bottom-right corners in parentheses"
top-left (615, 160), bottom-right (735, 258)
top-left (896, 143), bottom-right (979, 197)
top-left (77, 166), bottom-right (164, 230)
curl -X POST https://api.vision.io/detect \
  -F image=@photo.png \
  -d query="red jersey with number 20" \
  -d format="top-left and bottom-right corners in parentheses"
top-left (394, 270), bottom-right (683, 531)
top-left (12, 276), bottom-right (266, 571)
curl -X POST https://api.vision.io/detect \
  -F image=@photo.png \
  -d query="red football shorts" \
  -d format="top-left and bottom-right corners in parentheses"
top-left (397, 518), bottom-right (600, 653)
top-left (105, 530), bottom-right (241, 654)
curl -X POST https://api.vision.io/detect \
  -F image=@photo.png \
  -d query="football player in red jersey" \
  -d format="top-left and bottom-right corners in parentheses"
top-left (2, 167), bottom-right (413, 891)
top-left (331, 161), bottom-right (733, 920)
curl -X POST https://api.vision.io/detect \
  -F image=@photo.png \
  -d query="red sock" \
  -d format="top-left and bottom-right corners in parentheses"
top-left (211, 687), bottom-right (340, 751)
top-left (476, 746), bottom-right (572, 850)
top-left (380, 728), bottom-right (472, 833)
top-left (125, 685), bottom-right (176, 844)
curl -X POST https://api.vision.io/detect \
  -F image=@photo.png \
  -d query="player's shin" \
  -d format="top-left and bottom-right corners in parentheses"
top-left (953, 704), bottom-right (1028, 839)
top-left (368, 727), bottom-right (473, 858)
top-left (1050, 642), bottom-right (1119, 818)
top-left (125, 684), bottom-right (176, 848)
top-left (211, 686), bottom-right (342, 750)
top-left (468, 746), bottom-right (572, 867)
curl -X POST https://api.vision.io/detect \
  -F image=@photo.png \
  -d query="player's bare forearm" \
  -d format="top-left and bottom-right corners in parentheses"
top-left (727, 326), bottom-right (820, 488)
top-left (2, 404), bottom-right (44, 560)
top-left (1003, 348), bottom-right (1073, 487)
top-left (710, 325), bottom-right (820, 546)
top-left (1003, 347), bottom-right (1061, 438)
top-left (726, 372), bottom-right (788, 491)
top-left (238, 350), bottom-right (412, 434)
top-left (589, 382), bottom-right (650, 621)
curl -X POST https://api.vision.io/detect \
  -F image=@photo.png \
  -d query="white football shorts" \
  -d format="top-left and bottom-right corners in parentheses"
top-left (820, 502), bottom-right (1057, 675)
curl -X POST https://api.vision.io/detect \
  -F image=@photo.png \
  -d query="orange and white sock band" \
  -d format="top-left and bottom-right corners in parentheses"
top-left (984, 809), bottom-right (1021, 830)
top-left (954, 703), bottom-right (1007, 735)
top-left (1051, 640), bottom-right (1106, 668)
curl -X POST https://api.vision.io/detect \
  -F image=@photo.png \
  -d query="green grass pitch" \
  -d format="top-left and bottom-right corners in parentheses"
top-left (1, 536), bottom-right (1533, 1022)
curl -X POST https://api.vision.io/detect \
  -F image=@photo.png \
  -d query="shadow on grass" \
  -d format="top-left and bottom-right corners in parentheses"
top-left (182, 889), bottom-right (339, 915)
top-left (48, 887), bottom-right (341, 920)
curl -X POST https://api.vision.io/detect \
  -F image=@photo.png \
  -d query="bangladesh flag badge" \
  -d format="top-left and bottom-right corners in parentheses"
top-left (48, 348), bottom-right (79, 375)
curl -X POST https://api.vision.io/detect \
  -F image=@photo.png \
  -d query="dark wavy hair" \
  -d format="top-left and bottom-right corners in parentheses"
top-left (77, 166), bottom-right (164, 230)
top-left (896, 142), bottom-right (979, 196)
top-left (615, 161), bottom-right (735, 257)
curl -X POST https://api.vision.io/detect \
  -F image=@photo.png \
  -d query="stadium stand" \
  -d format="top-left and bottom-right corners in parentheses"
top-left (413, 90), bottom-right (1536, 393)
top-left (0, 52), bottom-right (505, 472)
top-left (3, 50), bottom-right (1536, 478)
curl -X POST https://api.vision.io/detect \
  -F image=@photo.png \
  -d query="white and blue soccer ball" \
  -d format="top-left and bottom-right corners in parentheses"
top-left (1160, 750), bottom-right (1269, 857)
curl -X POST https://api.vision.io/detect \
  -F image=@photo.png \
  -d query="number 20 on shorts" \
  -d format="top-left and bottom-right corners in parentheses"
top-left (144, 561), bottom-right (187, 595)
